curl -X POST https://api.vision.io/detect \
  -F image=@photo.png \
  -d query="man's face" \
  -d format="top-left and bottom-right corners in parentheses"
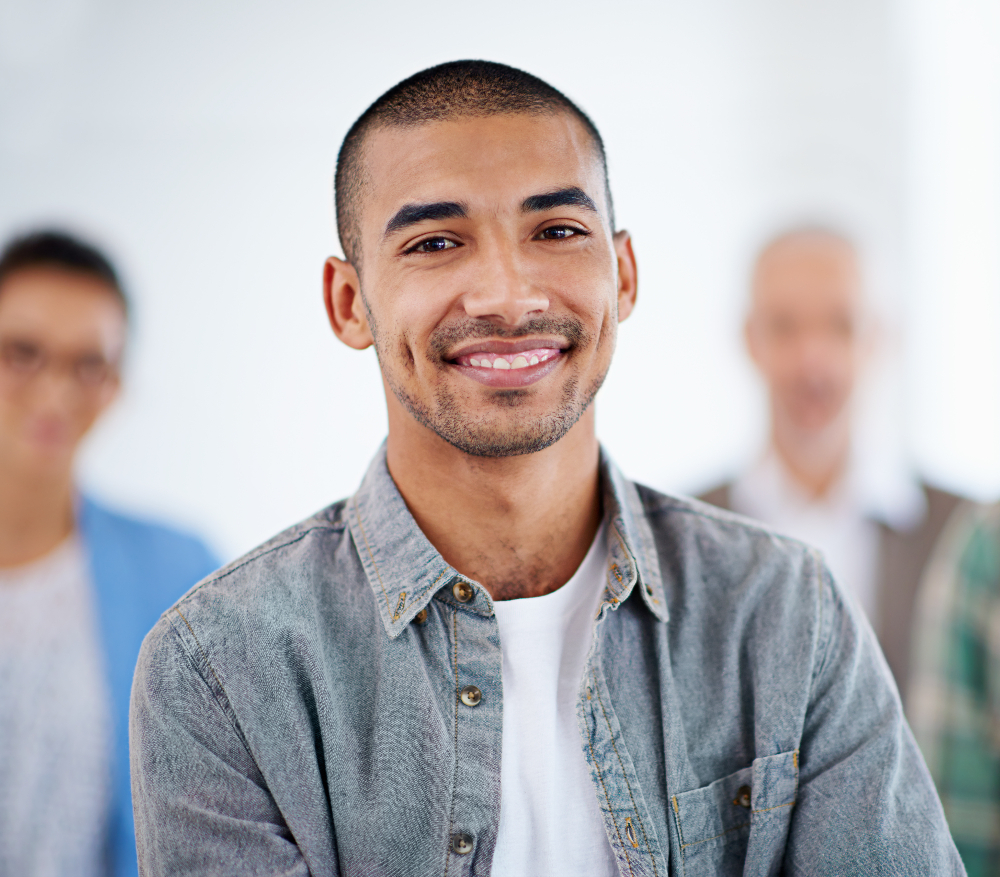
top-left (341, 112), bottom-right (634, 457)
top-left (745, 236), bottom-right (869, 435)
top-left (0, 268), bottom-right (124, 478)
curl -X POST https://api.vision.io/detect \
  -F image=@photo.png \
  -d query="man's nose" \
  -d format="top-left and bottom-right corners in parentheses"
top-left (32, 365), bottom-right (83, 408)
top-left (460, 239), bottom-right (549, 326)
top-left (795, 328), bottom-right (847, 369)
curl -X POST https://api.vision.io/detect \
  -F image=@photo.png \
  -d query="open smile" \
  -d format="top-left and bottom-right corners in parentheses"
top-left (447, 339), bottom-right (566, 388)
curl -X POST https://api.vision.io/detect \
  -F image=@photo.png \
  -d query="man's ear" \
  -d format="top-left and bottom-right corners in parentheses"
top-left (324, 256), bottom-right (374, 350)
top-left (613, 230), bottom-right (638, 322)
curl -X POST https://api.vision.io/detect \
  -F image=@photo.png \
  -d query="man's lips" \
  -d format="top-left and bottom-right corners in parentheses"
top-left (26, 416), bottom-right (73, 449)
top-left (446, 340), bottom-right (567, 387)
top-left (453, 347), bottom-right (560, 370)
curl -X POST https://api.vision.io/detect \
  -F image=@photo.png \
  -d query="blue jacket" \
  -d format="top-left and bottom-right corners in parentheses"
top-left (130, 447), bottom-right (963, 875)
top-left (78, 496), bottom-right (218, 877)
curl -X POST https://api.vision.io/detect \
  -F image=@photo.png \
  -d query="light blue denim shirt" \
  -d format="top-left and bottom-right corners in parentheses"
top-left (130, 446), bottom-right (963, 876)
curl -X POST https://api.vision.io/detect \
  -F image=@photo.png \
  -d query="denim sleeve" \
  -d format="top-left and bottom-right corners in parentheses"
top-left (784, 563), bottom-right (966, 875)
top-left (129, 614), bottom-right (312, 877)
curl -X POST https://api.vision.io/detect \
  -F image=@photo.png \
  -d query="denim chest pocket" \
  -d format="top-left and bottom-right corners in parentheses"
top-left (671, 749), bottom-right (799, 877)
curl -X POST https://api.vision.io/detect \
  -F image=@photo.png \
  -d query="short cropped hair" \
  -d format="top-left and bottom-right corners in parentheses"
top-left (0, 229), bottom-right (129, 318)
top-left (335, 60), bottom-right (614, 266)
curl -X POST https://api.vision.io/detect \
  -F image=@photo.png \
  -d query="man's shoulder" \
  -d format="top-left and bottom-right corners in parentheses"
top-left (878, 479), bottom-right (967, 550)
top-left (630, 480), bottom-right (829, 607)
top-left (919, 480), bottom-right (965, 528)
top-left (79, 494), bottom-right (221, 595)
top-left (634, 479), bottom-right (798, 540)
top-left (138, 497), bottom-right (370, 702)
top-left (156, 498), bottom-right (359, 633)
top-left (80, 495), bottom-right (200, 543)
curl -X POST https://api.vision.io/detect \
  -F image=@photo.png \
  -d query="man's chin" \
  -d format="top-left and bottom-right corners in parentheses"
top-left (16, 443), bottom-right (76, 479)
top-left (388, 363), bottom-right (603, 459)
top-left (787, 409), bottom-right (847, 436)
top-left (417, 405), bottom-right (576, 457)
top-left (438, 428), bottom-right (564, 459)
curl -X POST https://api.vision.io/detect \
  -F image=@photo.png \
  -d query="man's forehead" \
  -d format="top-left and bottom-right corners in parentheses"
top-left (361, 113), bottom-right (604, 221)
top-left (753, 237), bottom-right (863, 306)
top-left (0, 269), bottom-right (126, 341)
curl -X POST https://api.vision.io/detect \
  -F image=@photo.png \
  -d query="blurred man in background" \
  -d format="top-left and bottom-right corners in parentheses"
top-left (699, 226), bottom-right (961, 704)
top-left (0, 230), bottom-right (218, 877)
top-left (910, 500), bottom-right (1000, 876)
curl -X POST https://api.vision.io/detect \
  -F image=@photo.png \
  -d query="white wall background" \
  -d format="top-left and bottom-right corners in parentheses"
top-left (1, 0), bottom-right (997, 561)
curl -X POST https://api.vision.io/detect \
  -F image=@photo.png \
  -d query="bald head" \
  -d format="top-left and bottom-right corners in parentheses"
top-left (746, 228), bottom-right (873, 437)
top-left (751, 229), bottom-right (862, 315)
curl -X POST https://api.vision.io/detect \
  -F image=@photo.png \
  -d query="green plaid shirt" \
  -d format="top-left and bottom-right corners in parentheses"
top-left (911, 502), bottom-right (1000, 877)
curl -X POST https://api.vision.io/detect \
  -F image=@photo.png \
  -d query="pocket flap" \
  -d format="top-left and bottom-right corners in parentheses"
top-left (672, 749), bottom-right (799, 851)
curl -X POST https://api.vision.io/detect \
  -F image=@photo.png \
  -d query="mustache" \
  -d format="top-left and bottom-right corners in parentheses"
top-left (428, 316), bottom-right (588, 360)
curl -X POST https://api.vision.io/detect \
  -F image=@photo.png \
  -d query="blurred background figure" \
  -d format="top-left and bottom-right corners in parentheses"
top-left (0, 231), bottom-right (218, 877)
top-left (699, 226), bottom-right (962, 704)
top-left (910, 500), bottom-right (1000, 876)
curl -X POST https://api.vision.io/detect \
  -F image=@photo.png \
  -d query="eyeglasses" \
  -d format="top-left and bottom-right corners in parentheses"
top-left (0, 337), bottom-right (119, 390)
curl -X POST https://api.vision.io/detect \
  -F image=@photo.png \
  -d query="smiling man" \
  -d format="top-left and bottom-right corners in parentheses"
top-left (130, 62), bottom-right (962, 876)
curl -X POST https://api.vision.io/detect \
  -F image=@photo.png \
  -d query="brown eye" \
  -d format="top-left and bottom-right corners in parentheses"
top-left (830, 315), bottom-right (854, 340)
top-left (538, 226), bottom-right (586, 240)
top-left (410, 237), bottom-right (458, 253)
top-left (0, 340), bottom-right (43, 373)
top-left (768, 317), bottom-right (796, 339)
top-left (74, 354), bottom-right (112, 387)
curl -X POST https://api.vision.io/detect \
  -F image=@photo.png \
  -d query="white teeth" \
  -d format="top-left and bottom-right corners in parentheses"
top-left (464, 352), bottom-right (555, 369)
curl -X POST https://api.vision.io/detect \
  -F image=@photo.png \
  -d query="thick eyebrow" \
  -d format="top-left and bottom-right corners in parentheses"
top-left (521, 187), bottom-right (598, 214)
top-left (384, 201), bottom-right (468, 239)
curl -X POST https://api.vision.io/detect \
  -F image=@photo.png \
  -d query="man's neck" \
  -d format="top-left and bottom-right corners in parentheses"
top-left (0, 460), bottom-right (75, 568)
top-left (770, 413), bottom-right (851, 500)
top-left (386, 410), bottom-right (602, 602)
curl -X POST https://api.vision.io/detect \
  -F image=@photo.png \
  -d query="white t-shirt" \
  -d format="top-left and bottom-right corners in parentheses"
top-left (491, 522), bottom-right (618, 876)
top-left (0, 535), bottom-right (113, 877)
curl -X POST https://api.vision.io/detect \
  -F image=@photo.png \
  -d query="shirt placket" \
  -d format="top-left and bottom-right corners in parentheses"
top-left (579, 620), bottom-right (668, 877)
top-left (440, 577), bottom-right (504, 877)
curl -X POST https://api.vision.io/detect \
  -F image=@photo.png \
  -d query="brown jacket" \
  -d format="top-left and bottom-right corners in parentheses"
top-left (698, 481), bottom-right (961, 704)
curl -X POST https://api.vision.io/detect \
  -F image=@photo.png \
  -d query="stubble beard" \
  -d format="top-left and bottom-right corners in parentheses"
top-left (376, 315), bottom-right (612, 458)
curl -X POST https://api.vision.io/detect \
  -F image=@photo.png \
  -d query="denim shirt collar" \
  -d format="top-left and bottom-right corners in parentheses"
top-left (347, 443), bottom-right (667, 639)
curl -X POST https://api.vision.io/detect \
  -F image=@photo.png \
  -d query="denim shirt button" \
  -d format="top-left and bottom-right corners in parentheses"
top-left (413, 608), bottom-right (428, 624)
top-left (450, 833), bottom-right (474, 855)
top-left (733, 784), bottom-right (752, 808)
top-left (452, 581), bottom-right (474, 603)
top-left (459, 685), bottom-right (482, 707)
